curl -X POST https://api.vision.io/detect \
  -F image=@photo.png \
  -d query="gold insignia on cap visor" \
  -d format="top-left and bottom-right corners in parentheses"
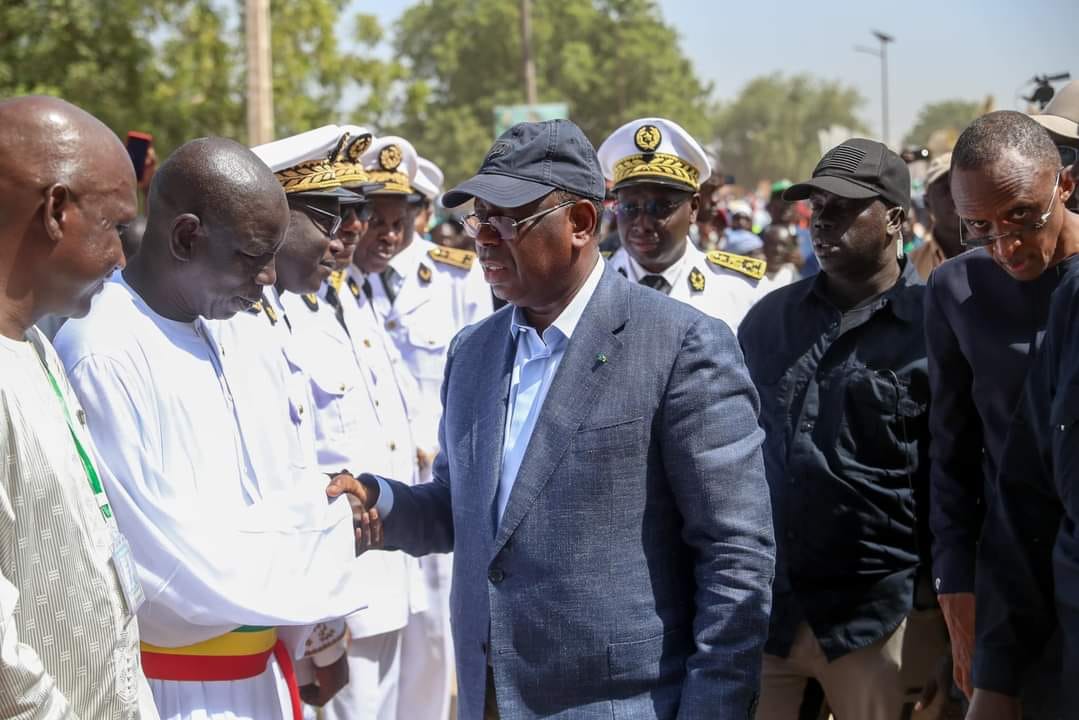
top-left (349, 134), bottom-right (372, 160)
top-left (275, 158), bottom-right (339, 194)
top-left (334, 133), bottom-right (374, 188)
top-left (634, 124), bottom-right (662, 152)
top-left (368, 144), bottom-right (412, 194)
top-left (613, 153), bottom-right (700, 191)
top-left (379, 145), bottom-right (403, 171)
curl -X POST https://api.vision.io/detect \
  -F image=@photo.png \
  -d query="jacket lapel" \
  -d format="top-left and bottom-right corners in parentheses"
top-left (468, 308), bottom-right (516, 543)
top-left (493, 265), bottom-right (628, 552)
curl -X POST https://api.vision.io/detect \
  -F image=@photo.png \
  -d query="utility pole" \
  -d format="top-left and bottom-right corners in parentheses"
top-left (245, 0), bottom-right (274, 145)
top-left (520, 0), bottom-right (538, 111)
top-left (855, 30), bottom-right (895, 147)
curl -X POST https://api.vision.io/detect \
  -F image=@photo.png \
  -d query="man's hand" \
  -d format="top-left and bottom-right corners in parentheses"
top-left (966, 689), bottom-right (1021, 720)
top-left (326, 473), bottom-right (383, 554)
top-left (416, 447), bottom-right (434, 471)
top-left (939, 592), bottom-right (976, 698)
top-left (915, 652), bottom-right (965, 718)
top-left (299, 652), bottom-right (349, 707)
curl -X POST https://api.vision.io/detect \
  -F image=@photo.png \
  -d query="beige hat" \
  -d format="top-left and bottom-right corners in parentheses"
top-left (925, 151), bottom-right (952, 188)
top-left (1032, 80), bottom-right (1079, 141)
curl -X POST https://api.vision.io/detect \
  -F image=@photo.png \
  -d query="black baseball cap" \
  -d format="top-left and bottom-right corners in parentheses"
top-left (442, 119), bottom-right (606, 208)
top-left (784, 138), bottom-right (910, 211)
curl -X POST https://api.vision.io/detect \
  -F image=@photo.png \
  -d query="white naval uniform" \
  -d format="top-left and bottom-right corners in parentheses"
top-left (208, 289), bottom-right (352, 679)
top-left (302, 273), bottom-right (427, 720)
top-left (54, 277), bottom-right (368, 720)
top-left (368, 238), bottom-right (491, 720)
top-left (368, 237), bottom-right (492, 452)
top-left (606, 240), bottom-right (764, 331)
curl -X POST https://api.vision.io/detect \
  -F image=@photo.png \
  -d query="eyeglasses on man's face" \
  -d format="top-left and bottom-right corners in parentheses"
top-left (958, 169), bottom-right (1062, 248)
top-left (462, 199), bottom-right (576, 242)
top-left (614, 196), bottom-right (690, 222)
top-left (295, 202), bottom-right (343, 239)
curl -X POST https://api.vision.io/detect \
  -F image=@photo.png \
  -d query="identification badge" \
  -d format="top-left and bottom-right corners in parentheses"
top-left (111, 533), bottom-right (146, 618)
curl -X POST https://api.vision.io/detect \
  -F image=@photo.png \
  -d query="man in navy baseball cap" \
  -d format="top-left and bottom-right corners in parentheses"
top-left (352, 117), bottom-right (775, 720)
top-left (442, 118), bottom-right (605, 209)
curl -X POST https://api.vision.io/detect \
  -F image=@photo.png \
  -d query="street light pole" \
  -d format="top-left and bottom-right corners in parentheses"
top-left (855, 30), bottom-right (895, 147)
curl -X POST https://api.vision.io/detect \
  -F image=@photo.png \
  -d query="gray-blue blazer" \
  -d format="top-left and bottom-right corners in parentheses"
top-left (380, 262), bottom-right (775, 719)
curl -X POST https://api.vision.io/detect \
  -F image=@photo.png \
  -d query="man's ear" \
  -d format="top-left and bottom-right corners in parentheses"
top-left (568, 200), bottom-right (598, 249)
top-left (688, 192), bottom-right (701, 223)
top-left (1061, 164), bottom-right (1076, 202)
top-left (885, 205), bottom-right (905, 237)
top-left (170, 213), bottom-right (203, 263)
top-left (42, 183), bottom-right (73, 245)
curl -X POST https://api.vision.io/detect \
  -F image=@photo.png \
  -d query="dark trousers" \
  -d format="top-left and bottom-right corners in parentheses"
top-left (485, 666), bottom-right (499, 720)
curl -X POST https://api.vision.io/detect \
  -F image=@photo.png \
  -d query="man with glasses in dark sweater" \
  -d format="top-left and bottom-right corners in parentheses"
top-left (927, 110), bottom-right (1078, 718)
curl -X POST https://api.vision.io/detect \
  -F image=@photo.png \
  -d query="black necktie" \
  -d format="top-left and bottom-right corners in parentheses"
top-left (380, 267), bottom-right (400, 305)
top-left (361, 277), bottom-right (373, 301)
top-left (324, 284), bottom-right (349, 334)
top-left (639, 274), bottom-right (671, 295)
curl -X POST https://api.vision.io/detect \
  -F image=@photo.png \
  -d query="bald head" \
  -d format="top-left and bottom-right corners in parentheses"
top-left (0, 95), bottom-right (132, 219)
top-left (129, 137), bottom-right (289, 322)
top-left (0, 96), bottom-right (134, 335)
top-left (952, 111), bottom-right (1061, 174)
top-left (146, 136), bottom-right (286, 241)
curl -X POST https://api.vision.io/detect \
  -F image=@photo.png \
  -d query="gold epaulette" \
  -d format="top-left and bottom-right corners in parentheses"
top-left (706, 251), bottom-right (767, 281)
top-left (428, 246), bottom-right (476, 270)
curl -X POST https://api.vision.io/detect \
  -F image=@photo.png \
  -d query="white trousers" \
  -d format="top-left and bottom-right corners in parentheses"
top-left (150, 658), bottom-right (290, 720)
top-left (320, 629), bottom-right (403, 720)
top-left (398, 601), bottom-right (454, 720)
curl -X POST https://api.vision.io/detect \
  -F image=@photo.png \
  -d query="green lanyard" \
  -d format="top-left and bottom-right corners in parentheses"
top-left (40, 361), bottom-right (113, 522)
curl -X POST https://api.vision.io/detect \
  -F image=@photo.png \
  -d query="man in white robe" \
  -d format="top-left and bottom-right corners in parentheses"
top-left (54, 137), bottom-right (376, 720)
top-left (0, 95), bottom-right (159, 719)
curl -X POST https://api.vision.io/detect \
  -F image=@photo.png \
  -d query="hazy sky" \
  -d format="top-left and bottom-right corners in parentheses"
top-left (350, 0), bottom-right (1077, 145)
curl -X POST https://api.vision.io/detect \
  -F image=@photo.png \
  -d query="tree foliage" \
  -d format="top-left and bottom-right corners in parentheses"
top-left (385, 0), bottom-right (715, 185)
top-left (2, 0), bottom-right (873, 191)
top-left (0, 0), bottom-right (381, 157)
top-left (712, 73), bottom-right (867, 187)
top-left (902, 99), bottom-right (982, 148)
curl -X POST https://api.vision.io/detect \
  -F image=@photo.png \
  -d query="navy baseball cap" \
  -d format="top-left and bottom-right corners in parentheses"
top-left (784, 138), bottom-right (911, 211)
top-left (442, 119), bottom-right (606, 208)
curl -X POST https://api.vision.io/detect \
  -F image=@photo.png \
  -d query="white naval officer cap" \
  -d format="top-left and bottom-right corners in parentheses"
top-left (334, 124), bottom-right (378, 190)
top-left (251, 124), bottom-right (355, 199)
top-left (359, 135), bottom-right (419, 195)
top-left (412, 157), bottom-right (445, 201)
top-left (597, 117), bottom-right (712, 193)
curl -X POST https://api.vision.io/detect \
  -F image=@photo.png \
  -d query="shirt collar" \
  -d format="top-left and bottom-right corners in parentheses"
top-left (509, 256), bottom-right (605, 344)
top-left (390, 237), bottom-right (424, 276)
top-left (809, 258), bottom-right (924, 323)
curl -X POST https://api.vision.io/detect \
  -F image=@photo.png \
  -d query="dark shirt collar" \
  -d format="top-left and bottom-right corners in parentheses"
top-left (806, 258), bottom-right (923, 324)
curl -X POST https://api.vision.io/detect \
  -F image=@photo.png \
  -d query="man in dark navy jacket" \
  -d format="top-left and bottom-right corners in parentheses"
top-left (926, 112), bottom-right (1078, 715)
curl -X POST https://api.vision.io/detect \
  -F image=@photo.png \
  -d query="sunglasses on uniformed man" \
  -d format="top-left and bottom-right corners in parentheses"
top-left (614, 196), bottom-right (690, 222)
top-left (293, 202), bottom-right (342, 238)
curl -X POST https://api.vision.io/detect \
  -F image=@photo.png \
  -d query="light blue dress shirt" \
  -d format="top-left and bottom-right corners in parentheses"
top-left (373, 257), bottom-right (606, 524)
top-left (496, 258), bottom-right (605, 524)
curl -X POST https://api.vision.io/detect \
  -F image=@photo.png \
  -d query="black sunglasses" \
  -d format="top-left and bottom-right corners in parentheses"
top-left (615, 196), bottom-right (690, 221)
top-left (294, 202), bottom-right (343, 238)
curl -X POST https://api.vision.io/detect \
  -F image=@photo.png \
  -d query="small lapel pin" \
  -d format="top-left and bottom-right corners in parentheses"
top-left (596, 353), bottom-right (608, 364)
